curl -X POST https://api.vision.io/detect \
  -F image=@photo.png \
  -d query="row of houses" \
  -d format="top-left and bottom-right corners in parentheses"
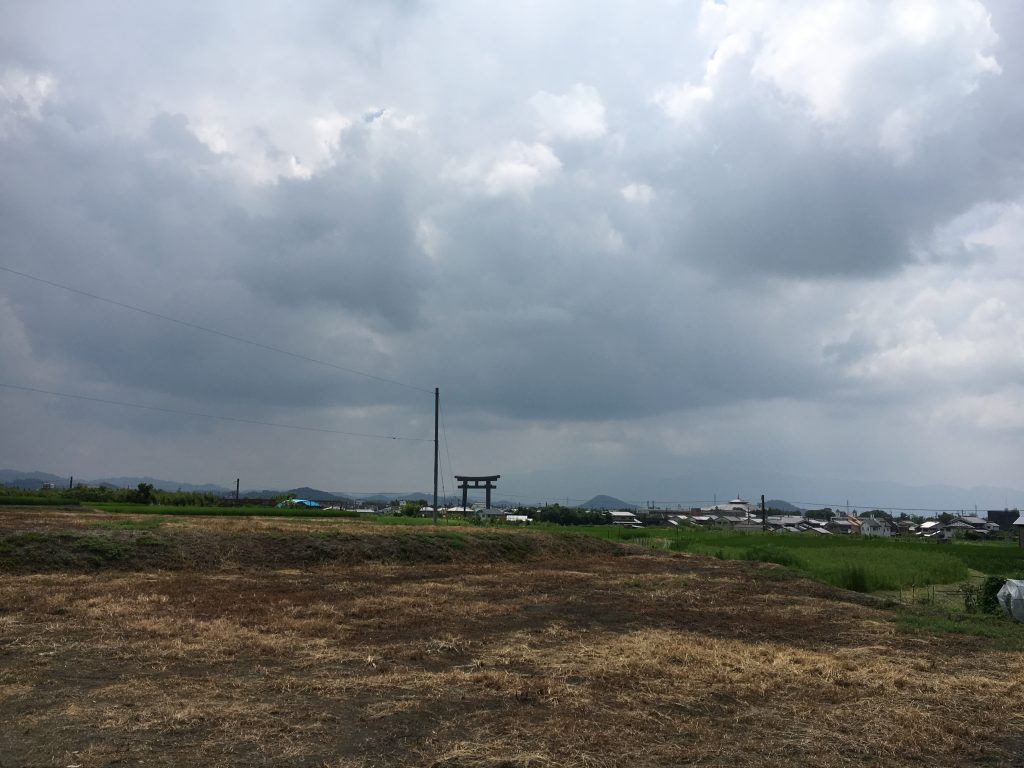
top-left (402, 498), bottom-right (1022, 541)
top-left (606, 498), bottom-right (1013, 538)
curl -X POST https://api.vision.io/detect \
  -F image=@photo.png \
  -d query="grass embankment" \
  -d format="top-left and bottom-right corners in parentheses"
top-left (893, 610), bottom-right (1024, 650)
top-left (536, 525), bottom-right (1024, 591)
top-left (675, 534), bottom-right (970, 592)
top-left (0, 512), bottom-right (617, 571)
top-left (73, 510), bottom-right (1024, 591)
top-left (92, 504), bottom-right (475, 525)
top-left (93, 503), bottom-right (362, 518)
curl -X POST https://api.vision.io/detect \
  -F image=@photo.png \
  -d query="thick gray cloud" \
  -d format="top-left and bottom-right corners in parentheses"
top-left (0, 1), bottom-right (1022, 503)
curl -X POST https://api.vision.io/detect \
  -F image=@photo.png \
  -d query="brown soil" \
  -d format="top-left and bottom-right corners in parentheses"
top-left (1, 508), bottom-right (1022, 767)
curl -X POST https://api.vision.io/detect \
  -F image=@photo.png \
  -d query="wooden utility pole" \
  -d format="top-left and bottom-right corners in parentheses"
top-left (235, 478), bottom-right (240, 501)
top-left (761, 494), bottom-right (767, 532)
top-left (433, 387), bottom-right (439, 526)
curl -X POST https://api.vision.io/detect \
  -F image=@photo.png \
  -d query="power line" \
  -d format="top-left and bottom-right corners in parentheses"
top-left (634, 497), bottom-right (990, 514)
top-left (488, 489), bottom-right (1004, 514)
top-left (0, 264), bottom-right (433, 394)
top-left (785, 499), bottom-right (987, 514)
top-left (0, 382), bottom-right (432, 442)
top-left (439, 399), bottom-right (455, 486)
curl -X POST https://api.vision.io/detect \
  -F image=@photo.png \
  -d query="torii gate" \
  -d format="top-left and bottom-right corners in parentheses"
top-left (455, 474), bottom-right (500, 510)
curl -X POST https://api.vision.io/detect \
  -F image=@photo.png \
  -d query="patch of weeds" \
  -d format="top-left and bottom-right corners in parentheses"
top-left (74, 535), bottom-right (127, 562)
top-left (836, 564), bottom-right (870, 593)
top-left (742, 546), bottom-right (805, 570)
top-left (634, 537), bottom-right (671, 550)
top-left (89, 517), bottom-right (165, 531)
top-left (7, 532), bottom-right (48, 545)
top-left (134, 533), bottom-right (166, 548)
top-left (497, 536), bottom-right (535, 562)
top-left (436, 532), bottom-right (468, 548)
top-left (893, 610), bottom-right (1024, 651)
top-left (311, 530), bottom-right (343, 541)
top-left (0, 497), bottom-right (80, 506)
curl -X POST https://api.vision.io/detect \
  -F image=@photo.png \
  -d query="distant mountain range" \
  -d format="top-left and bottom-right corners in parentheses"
top-left (0, 470), bottom-right (456, 504)
top-left (0, 470), bottom-right (229, 493)
top-left (766, 499), bottom-right (802, 512)
top-left (0, 470), bottom-right (68, 489)
top-left (581, 495), bottom-right (636, 510)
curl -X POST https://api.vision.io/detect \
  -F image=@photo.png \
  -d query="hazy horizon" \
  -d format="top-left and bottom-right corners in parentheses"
top-left (3, 465), bottom-right (1021, 514)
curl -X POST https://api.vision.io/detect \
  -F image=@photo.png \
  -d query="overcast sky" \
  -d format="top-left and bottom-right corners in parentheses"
top-left (1, 1), bottom-right (1022, 508)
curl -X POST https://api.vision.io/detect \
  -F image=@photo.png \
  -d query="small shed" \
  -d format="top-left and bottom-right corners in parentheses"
top-left (1014, 515), bottom-right (1024, 548)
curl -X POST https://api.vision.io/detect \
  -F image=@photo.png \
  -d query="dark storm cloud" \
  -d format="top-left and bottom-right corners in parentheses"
top-left (234, 161), bottom-right (429, 332)
top-left (0, 0), bottom-right (1022, 495)
top-left (396, 176), bottom-right (839, 420)
top-left (0, 99), bottom-right (425, 414)
top-left (644, 78), bottom-right (1024, 282)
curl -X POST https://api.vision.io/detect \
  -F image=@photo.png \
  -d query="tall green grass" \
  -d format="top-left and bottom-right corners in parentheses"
top-left (0, 496), bottom-right (80, 506)
top-left (623, 528), bottom-right (1007, 592)
top-left (93, 504), bottom-right (361, 518)
top-left (88, 504), bottom-right (475, 525)
top-left (893, 611), bottom-right (1024, 651)
top-left (668, 535), bottom-right (967, 591)
top-left (941, 539), bottom-right (1024, 577)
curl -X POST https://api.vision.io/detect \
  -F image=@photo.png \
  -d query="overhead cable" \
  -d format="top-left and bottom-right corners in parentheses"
top-left (0, 382), bottom-right (432, 442)
top-left (0, 264), bottom-right (432, 394)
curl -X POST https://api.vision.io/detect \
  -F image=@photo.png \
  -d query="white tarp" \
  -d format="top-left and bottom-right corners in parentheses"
top-left (996, 579), bottom-right (1024, 623)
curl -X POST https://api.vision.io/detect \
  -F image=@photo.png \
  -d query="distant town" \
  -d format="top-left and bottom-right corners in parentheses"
top-left (3, 469), bottom-right (1020, 543)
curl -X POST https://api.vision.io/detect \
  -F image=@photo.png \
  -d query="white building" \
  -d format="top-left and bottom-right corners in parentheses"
top-left (609, 510), bottom-right (641, 527)
top-left (860, 516), bottom-right (893, 538)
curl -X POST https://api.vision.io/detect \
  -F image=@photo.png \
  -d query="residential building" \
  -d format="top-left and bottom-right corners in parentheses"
top-left (860, 516), bottom-right (893, 538)
top-left (609, 510), bottom-right (642, 527)
top-left (988, 508), bottom-right (1021, 531)
top-left (825, 517), bottom-right (854, 535)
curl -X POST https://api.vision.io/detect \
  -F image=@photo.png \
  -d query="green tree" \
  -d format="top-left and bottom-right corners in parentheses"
top-left (400, 500), bottom-right (425, 516)
top-left (130, 482), bottom-right (155, 505)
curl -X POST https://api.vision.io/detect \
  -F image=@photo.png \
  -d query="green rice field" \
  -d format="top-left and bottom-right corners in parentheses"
top-left (652, 529), bottom-right (1020, 591)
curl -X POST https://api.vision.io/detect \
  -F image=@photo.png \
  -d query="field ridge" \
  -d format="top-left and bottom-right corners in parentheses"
top-left (0, 510), bottom-right (621, 571)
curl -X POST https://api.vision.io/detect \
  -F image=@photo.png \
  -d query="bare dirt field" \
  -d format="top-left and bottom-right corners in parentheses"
top-left (1, 508), bottom-right (1022, 767)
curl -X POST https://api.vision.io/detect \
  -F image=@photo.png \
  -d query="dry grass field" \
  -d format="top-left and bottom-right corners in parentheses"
top-left (1, 508), bottom-right (1023, 767)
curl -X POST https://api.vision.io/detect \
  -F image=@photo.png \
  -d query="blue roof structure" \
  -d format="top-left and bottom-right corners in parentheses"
top-left (275, 498), bottom-right (322, 509)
